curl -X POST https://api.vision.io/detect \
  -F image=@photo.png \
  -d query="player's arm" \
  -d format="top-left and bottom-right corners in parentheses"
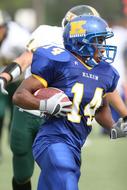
top-left (106, 89), bottom-right (127, 117)
top-left (13, 75), bottom-right (43, 109)
top-left (13, 75), bottom-right (72, 116)
top-left (105, 90), bottom-right (127, 138)
top-left (0, 24), bottom-right (46, 94)
top-left (95, 97), bottom-right (114, 130)
top-left (0, 50), bottom-right (33, 94)
top-left (95, 97), bottom-right (127, 139)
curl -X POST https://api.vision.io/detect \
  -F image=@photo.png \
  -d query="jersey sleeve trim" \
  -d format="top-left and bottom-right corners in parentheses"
top-left (32, 74), bottom-right (48, 87)
top-left (103, 93), bottom-right (107, 98)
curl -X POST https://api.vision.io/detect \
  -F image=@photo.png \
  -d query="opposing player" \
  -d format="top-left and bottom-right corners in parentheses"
top-left (0, 10), bottom-right (30, 159)
top-left (0, 5), bottom-right (103, 190)
top-left (12, 15), bottom-right (127, 190)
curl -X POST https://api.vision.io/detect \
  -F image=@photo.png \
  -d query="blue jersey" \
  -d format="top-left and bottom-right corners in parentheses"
top-left (31, 45), bottom-right (119, 160)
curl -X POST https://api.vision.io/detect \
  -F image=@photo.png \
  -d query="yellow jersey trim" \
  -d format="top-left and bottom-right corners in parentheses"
top-left (81, 60), bottom-right (93, 70)
top-left (103, 93), bottom-right (107, 98)
top-left (32, 74), bottom-right (48, 87)
top-left (74, 55), bottom-right (93, 70)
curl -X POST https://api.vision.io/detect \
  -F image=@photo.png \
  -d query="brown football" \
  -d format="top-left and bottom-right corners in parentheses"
top-left (34, 87), bottom-right (70, 103)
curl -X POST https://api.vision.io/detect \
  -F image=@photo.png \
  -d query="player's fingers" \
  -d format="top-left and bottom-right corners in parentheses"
top-left (110, 129), bottom-right (117, 139)
top-left (123, 126), bottom-right (127, 133)
top-left (54, 92), bottom-right (64, 99)
top-left (61, 107), bottom-right (72, 113)
top-left (61, 101), bottom-right (72, 107)
top-left (50, 92), bottom-right (63, 101)
top-left (57, 112), bottom-right (67, 117)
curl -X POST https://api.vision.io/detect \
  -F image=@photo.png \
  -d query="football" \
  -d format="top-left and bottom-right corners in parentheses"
top-left (34, 87), bottom-right (70, 103)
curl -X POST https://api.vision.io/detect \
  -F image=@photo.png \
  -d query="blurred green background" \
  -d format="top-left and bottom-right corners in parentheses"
top-left (0, 0), bottom-right (126, 27)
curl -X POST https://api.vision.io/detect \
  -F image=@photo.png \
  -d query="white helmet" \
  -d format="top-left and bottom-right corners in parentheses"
top-left (0, 10), bottom-right (11, 26)
top-left (62, 5), bottom-right (100, 28)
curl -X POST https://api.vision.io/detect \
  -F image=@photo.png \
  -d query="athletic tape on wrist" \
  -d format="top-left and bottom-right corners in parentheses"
top-left (3, 62), bottom-right (22, 81)
top-left (0, 76), bottom-right (7, 84)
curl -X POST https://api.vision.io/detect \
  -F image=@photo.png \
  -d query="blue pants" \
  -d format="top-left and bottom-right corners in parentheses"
top-left (36, 143), bottom-right (80, 190)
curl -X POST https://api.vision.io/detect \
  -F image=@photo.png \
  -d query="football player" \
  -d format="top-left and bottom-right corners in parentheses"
top-left (0, 10), bottom-right (30, 161)
top-left (12, 15), bottom-right (127, 190)
top-left (0, 5), bottom-right (127, 122)
top-left (0, 5), bottom-right (103, 190)
top-left (1, 5), bottom-right (127, 190)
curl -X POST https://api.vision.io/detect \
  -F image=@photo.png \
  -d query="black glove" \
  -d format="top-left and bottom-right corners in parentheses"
top-left (0, 77), bottom-right (8, 95)
top-left (110, 117), bottom-right (127, 139)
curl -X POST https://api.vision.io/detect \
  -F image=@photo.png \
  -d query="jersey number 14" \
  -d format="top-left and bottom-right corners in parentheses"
top-left (67, 82), bottom-right (103, 126)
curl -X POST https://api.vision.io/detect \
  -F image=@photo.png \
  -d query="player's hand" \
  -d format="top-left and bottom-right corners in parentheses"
top-left (121, 116), bottom-right (127, 134)
top-left (0, 77), bottom-right (8, 95)
top-left (39, 93), bottom-right (72, 117)
top-left (110, 117), bottom-right (127, 139)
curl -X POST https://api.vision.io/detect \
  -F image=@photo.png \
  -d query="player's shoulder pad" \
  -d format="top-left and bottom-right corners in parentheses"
top-left (34, 45), bottom-right (71, 62)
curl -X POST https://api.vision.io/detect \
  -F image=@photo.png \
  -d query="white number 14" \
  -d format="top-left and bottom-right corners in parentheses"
top-left (67, 82), bottom-right (103, 125)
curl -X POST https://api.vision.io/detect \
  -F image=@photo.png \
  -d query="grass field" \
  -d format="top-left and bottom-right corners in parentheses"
top-left (0, 123), bottom-right (127, 190)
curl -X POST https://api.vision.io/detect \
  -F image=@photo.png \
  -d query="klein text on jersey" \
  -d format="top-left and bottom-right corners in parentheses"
top-left (82, 72), bottom-right (98, 80)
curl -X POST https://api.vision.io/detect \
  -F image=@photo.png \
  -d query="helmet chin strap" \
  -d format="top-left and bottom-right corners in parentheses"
top-left (83, 45), bottom-right (98, 67)
top-left (85, 57), bottom-right (98, 67)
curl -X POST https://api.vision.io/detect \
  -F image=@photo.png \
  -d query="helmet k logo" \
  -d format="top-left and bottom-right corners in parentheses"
top-left (70, 20), bottom-right (86, 37)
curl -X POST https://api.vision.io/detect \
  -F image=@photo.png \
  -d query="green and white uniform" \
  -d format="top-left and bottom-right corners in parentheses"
top-left (0, 21), bottom-right (30, 148)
